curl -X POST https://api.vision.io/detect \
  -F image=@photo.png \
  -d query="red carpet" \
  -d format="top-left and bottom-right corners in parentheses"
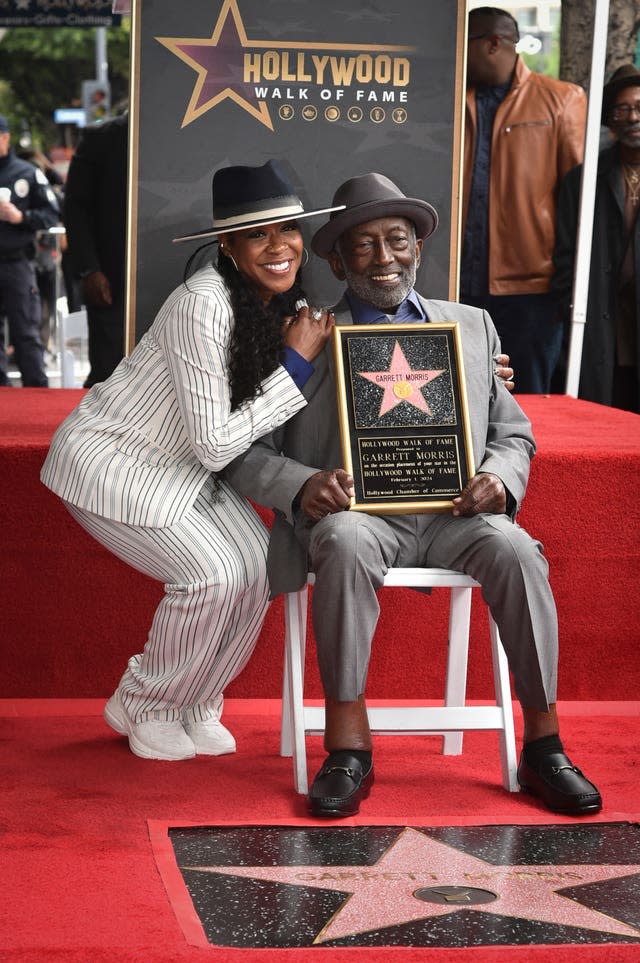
top-left (2, 698), bottom-right (639, 962)
top-left (1, 389), bottom-right (640, 702)
top-left (2, 389), bottom-right (640, 958)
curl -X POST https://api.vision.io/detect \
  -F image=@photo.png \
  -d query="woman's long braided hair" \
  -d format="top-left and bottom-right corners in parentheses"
top-left (184, 242), bottom-right (307, 410)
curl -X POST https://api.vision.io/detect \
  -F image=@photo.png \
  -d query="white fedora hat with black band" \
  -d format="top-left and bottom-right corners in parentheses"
top-left (311, 172), bottom-right (439, 258)
top-left (173, 159), bottom-right (345, 244)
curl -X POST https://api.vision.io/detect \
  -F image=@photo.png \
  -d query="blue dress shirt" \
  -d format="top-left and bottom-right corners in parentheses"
top-left (280, 345), bottom-right (314, 390)
top-left (345, 288), bottom-right (428, 324)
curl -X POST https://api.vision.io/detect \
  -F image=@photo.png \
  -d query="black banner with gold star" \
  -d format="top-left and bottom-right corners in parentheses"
top-left (127, 0), bottom-right (465, 345)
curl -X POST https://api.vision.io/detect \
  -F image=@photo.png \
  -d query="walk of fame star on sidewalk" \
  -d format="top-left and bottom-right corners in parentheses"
top-left (181, 826), bottom-right (640, 945)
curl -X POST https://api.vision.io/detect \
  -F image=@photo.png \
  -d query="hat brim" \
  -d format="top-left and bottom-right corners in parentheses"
top-left (311, 198), bottom-right (438, 258)
top-left (173, 204), bottom-right (345, 244)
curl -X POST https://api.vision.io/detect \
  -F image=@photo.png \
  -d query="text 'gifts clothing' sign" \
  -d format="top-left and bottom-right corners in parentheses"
top-left (0, 1), bottom-right (120, 27)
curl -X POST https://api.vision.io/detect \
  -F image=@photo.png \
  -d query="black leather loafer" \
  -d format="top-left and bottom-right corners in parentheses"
top-left (307, 750), bottom-right (374, 818)
top-left (517, 750), bottom-right (602, 815)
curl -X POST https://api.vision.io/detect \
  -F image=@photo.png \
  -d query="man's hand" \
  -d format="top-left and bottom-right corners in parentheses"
top-left (0, 201), bottom-right (23, 225)
top-left (83, 270), bottom-right (112, 307)
top-left (494, 353), bottom-right (514, 392)
top-left (300, 469), bottom-right (354, 520)
top-left (452, 472), bottom-right (506, 516)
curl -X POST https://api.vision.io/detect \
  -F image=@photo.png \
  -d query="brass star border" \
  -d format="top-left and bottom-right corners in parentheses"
top-left (156, 0), bottom-right (415, 130)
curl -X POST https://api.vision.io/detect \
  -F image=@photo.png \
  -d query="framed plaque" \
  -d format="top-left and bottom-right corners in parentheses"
top-left (333, 323), bottom-right (475, 514)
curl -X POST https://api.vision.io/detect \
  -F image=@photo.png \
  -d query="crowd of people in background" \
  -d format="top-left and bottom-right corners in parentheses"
top-left (1, 5), bottom-right (638, 413)
top-left (462, 5), bottom-right (586, 395)
top-left (0, 115), bottom-right (59, 387)
top-left (0, 110), bottom-right (127, 388)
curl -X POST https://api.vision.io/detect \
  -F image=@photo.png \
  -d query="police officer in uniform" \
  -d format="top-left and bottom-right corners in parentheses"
top-left (0, 115), bottom-right (59, 386)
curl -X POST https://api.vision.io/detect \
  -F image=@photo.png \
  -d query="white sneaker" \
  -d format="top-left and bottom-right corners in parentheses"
top-left (104, 689), bottom-right (196, 761)
top-left (183, 710), bottom-right (237, 756)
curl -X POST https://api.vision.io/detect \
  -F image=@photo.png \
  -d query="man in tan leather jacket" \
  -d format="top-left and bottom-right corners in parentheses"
top-left (461, 7), bottom-right (586, 393)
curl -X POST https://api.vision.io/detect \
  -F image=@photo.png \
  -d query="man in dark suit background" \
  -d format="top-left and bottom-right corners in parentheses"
top-left (227, 172), bottom-right (602, 821)
top-left (63, 112), bottom-right (128, 387)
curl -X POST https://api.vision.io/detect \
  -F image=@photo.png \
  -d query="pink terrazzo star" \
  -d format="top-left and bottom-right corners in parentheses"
top-left (359, 341), bottom-right (445, 417)
top-left (185, 827), bottom-right (640, 945)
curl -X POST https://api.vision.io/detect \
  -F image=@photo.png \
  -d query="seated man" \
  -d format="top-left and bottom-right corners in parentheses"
top-left (226, 172), bottom-right (601, 818)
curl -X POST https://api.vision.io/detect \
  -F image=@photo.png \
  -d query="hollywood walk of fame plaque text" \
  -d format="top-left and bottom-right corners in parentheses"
top-left (333, 323), bottom-right (475, 513)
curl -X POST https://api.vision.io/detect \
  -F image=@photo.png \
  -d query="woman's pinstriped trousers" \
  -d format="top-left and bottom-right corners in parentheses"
top-left (65, 475), bottom-right (269, 723)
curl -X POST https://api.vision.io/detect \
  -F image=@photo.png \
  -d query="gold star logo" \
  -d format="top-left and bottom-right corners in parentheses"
top-left (156, 0), bottom-right (273, 130)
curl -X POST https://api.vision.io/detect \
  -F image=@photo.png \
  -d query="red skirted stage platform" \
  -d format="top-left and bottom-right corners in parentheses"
top-left (2, 388), bottom-right (640, 701)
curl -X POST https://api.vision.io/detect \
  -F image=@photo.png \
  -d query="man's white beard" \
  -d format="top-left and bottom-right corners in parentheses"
top-left (341, 258), bottom-right (418, 311)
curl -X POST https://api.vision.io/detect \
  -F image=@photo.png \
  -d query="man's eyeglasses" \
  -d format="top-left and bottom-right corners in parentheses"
top-left (467, 32), bottom-right (519, 44)
top-left (611, 101), bottom-right (640, 121)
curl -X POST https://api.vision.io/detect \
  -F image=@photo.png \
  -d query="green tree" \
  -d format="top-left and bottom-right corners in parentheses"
top-left (0, 22), bottom-right (130, 150)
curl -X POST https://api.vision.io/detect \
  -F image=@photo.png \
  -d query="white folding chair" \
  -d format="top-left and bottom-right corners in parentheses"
top-left (280, 568), bottom-right (519, 795)
top-left (57, 305), bottom-right (88, 388)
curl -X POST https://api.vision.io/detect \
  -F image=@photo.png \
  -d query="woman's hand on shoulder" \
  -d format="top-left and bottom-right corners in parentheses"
top-left (282, 303), bottom-right (335, 361)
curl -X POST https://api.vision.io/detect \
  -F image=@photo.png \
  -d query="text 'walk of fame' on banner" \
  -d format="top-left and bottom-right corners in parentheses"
top-left (126, 0), bottom-right (465, 345)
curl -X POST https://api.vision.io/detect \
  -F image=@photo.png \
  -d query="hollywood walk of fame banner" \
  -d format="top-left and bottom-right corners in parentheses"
top-left (332, 323), bottom-right (475, 513)
top-left (126, 0), bottom-right (465, 346)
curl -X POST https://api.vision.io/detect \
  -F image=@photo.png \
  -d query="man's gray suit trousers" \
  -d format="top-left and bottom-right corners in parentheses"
top-left (293, 508), bottom-right (557, 711)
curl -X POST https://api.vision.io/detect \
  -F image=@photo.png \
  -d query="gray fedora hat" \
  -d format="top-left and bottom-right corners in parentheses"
top-left (311, 172), bottom-right (438, 258)
top-left (602, 63), bottom-right (640, 124)
top-left (173, 159), bottom-right (344, 243)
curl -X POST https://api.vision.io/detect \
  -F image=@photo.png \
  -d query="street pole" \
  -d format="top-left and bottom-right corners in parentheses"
top-left (96, 26), bottom-right (108, 85)
top-left (48, 225), bottom-right (66, 369)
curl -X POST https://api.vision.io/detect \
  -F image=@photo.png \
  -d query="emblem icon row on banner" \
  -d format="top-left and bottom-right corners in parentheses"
top-left (278, 105), bottom-right (408, 124)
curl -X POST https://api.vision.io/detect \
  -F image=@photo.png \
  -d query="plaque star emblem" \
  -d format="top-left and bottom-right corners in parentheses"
top-left (359, 341), bottom-right (445, 417)
top-left (156, 0), bottom-right (273, 130)
top-left (184, 827), bottom-right (640, 944)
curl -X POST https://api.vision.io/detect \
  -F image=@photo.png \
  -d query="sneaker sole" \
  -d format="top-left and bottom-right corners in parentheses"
top-left (183, 725), bottom-right (236, 756)
top-left (187, 740), bottom-right (236, 756)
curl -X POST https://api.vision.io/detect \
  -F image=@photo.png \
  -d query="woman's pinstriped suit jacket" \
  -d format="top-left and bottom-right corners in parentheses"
top-left (40, 263), bottom-right (306, 527)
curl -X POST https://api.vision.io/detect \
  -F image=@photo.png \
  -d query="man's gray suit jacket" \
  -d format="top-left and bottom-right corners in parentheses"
top-left (226, 295), bottom-right (536, 597)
